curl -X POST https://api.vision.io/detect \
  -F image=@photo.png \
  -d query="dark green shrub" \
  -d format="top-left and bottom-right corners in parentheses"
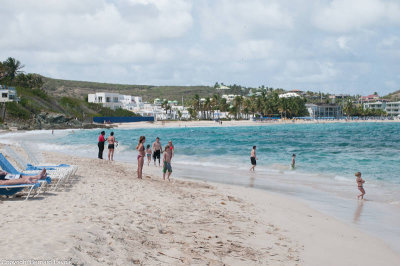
top-left (5, 102), bottom-right (30, 120)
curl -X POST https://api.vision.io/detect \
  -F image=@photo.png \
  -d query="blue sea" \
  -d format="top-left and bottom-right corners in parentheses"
top-left (1, 122), bottom-right (400, 251)
top-left (49, 122), bottom-right (400, 185)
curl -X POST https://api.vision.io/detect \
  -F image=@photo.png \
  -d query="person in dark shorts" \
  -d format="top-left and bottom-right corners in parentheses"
top-left (250, 146), bottom-right (257, 171)
top-left (162, 145), bottom-right (172, 181)
top-left (98, 131), bottom-right (106, 159)
top-left (107, 132), bottom-right (118, 161)
top-left (152, 137), bottom-right (162, 166)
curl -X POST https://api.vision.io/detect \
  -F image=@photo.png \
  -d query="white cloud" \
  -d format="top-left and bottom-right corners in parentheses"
top-left (313, 0), bottom-right (400, 32)
top-left (0, 0), bottom-right (399, 95)
top-left (337, 36), bottom-right (350, 50)
top-left (0, 0), bottom-right (193, 52)
top-left (199, 0), bottom-right (293, 40)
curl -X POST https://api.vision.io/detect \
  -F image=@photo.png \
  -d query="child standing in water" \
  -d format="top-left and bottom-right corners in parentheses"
top-left (355, 172), bottom-right (366, 199)
top-left (250, 146), bottom-right (257, 171)
top-left (291, 154), bottom-right (296, 168)
top-left (146, 144), bottom-right (152, 166)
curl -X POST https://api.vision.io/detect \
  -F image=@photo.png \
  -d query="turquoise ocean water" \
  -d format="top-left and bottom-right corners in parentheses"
top-left (1, 122), bottom-right (400, 251)
top-left (52, 122), bottom-right (400, 185)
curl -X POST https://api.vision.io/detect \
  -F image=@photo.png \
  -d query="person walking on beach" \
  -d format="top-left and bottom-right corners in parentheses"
top-left (146, 144), bottom-right (152, 166)
top-left (107, 132), bottom-right (118, 161)
top-left (291, 154), bottom-right (296, 168)
top-left (163, 145), bottom-right (172, 181)
top-left (250, 146), bottom-right (257, 171)
top-left (98, 131), bottom-right (106, 159)
top-left (355, 172), bottom-right (366, 199)
top-left (152, 137), bottom-right (162, 166)
top-left (136, 136), bottom-right (146, 179)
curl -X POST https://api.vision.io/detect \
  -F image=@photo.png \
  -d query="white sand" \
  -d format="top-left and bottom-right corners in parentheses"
top-left (0, 149), bottom-right (399, 265)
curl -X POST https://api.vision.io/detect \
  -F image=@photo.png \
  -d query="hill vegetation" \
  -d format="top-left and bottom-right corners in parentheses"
top-left (42, 77), bottom-right (217, 103)
top-left (382, 90), bottom-right (400, 101)
top-left (0, 57), bottom-right (139, 129)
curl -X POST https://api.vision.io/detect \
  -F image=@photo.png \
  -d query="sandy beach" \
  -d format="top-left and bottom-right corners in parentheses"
top-left (1, 147), bottom-right (399, 265)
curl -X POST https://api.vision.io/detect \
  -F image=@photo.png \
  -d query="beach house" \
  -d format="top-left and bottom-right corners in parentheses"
top-left (88, 92), bottom-right (123, 110)
top-left (364, 101), bottom-right (400, 116)
top-left (306, 103), bottom-right (343, 119)
top-left (0, 85), bottom-right (17, 103)
top-left (279, 92), bottom-right (300, 98)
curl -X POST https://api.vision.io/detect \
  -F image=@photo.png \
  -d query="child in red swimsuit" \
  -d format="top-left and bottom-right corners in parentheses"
top-left (355, 172), bottom-right (366, 200)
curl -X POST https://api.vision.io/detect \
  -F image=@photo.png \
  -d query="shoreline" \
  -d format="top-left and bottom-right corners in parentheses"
top-left (114, 118), bottom-right (400, 129)
top-left (2, 118), bottom-right (400, 134)
top-left (0, 147), bottom-right (399, 265)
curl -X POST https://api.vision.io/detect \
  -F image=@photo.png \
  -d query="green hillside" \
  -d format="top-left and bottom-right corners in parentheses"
top-left (382, 90), bottom-right (400, 101)
top-left (42, 77), bottom-right (217, 103)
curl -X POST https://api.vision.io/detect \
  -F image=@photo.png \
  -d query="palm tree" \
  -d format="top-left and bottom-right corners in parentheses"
top-left (211, 94), bottom-right (220, 119)
top-left (192, 94), bottom-right (200, 118)
top-left (243, 98), bottom-right (252, 119)
top-left (233, 96), bottom-right (243, 119)
top-left (204, 97), bottom-right (211, 119)
top-left (161, 100), bottom-right (169, 115)
top-left (2, 57), bottom-right (24, 83)
top-left (0, 62), bottom-right (6, 80)
top-left (343, 100), bottom-right (354, 117)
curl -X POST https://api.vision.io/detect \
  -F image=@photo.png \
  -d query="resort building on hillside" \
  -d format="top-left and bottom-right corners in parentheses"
top-left (364, 101), bottom-right (400, 116)
top-left (361, 94), bottom-right (380, 102)
top-left (87, 92), bottom-right (191, 120)
top-left (88, 92), bottom-right (143, 110)
top-left (222, 94), bottom-right (241, 103)
top-left (289, 89), bottom-right (305, 95)
top-left (306, 103), bottom-right (343, 118)
top-left (0, 85), bottom-right (17, 103)
top-left (329, 94), bottom-right (351, 103)
top-left (279, 92), bottom-right (300, 98)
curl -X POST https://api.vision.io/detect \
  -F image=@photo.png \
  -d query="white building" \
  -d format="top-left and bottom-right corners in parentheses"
top-left (88, 92), bottom-right (123, 110)
top-left (88, 92), bottom-right (192, 120)
top-left (88, 92), bottom-right (145, 111)
top-left (306, 103), bottom-right (342, 118)
top-left (222, 94), bottom-right (241, 103)
top-left (279, 92), bottom-right (300, 98)
top-left (0, 86), bottom-right (17, 103)
top-left (364, 101), bottom-right (400, 116)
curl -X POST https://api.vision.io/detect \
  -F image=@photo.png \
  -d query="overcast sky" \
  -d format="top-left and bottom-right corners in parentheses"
top-left (1, 0), bottom-right (399, 95)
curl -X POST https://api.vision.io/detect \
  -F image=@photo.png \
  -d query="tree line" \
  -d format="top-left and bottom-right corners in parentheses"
top-left (187, 92), bottom-right (309, 120)
top-left (0, 57), bottom-right (44, 88)
top-left (343, 100), bottom-right (387, 117)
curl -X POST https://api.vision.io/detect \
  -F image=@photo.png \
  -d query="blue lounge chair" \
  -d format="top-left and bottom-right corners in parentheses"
top-left (0, 153), bottom-right (51, 185)
top-left (0, 183), bottom-right (41, 200)
top-left (2, 147), bottom-right (78, 191)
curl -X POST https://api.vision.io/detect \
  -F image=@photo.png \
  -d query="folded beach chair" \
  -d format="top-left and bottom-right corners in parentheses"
top-left (20, 142), bottom-right (39, 165)
top-left (18, 143), bottom-right (78, 183)
top-left (0, 183), bottom-right (41, 201)
top-left (4, 146), bottom-right (70, 170)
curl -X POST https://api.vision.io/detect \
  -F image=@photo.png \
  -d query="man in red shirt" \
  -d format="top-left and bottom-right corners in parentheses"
top-left (98, 131), bottom-right (106, 159)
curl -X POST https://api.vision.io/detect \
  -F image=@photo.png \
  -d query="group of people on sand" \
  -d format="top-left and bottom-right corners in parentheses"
top-left (97, 131), bottom-right (174, 181)
top-left (97, 131), bottom-right (118, 161)
top-left (136, 136), bottom-right (174, 181)
top-left (249, 146), bottom-right (366, 200)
